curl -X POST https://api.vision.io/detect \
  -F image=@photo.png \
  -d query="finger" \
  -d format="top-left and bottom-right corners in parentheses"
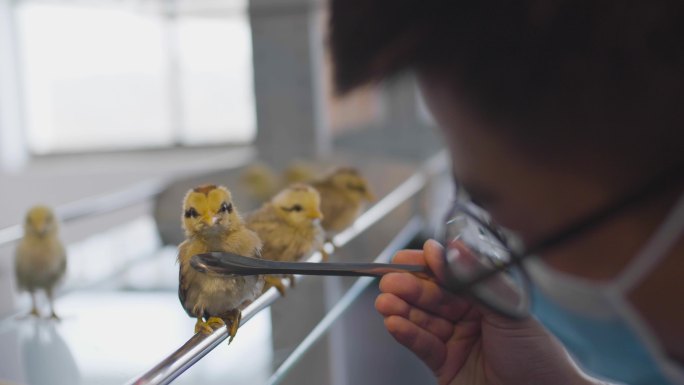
top-left (392, 241), bottom-right (447, 280)
top-left (379, 272), bottom-right (471, 322)
top-left (384, 315), bottom-right (446, 372)
top-left (392, 249), bottom-right (427, 265)
top-left (423, 239), bottom-right (448, 282)
top-left (376, 293), bottom-right (454, 341)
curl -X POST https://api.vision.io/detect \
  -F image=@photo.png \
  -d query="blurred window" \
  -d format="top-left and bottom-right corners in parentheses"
top-left (16, 2), bottom-right (255, 154)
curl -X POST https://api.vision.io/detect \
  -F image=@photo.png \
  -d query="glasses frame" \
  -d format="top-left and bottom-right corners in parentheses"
top-left (440, 162), bottom-right (684, 318)
top-left (441, 201), bottom-right (532, 318)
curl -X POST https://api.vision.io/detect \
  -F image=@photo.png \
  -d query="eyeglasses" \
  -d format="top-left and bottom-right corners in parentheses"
top-left (440, 163), bottom-right (684, 319)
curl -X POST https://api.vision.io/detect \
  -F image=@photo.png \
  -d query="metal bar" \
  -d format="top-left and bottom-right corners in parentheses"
top-left (126, 151), bottom-right (448, 385)
top-left (0, 243), bottom-right (166, 330)
top-left (0, 179), bottom-right (166, 247)
top-left (0, 225), bottom-right (22, 248)
top-left (0, 145), bottom-right (260, 248)
top-left (127, 284), bottom-right (285, 385)
top-left (266, 217), bottom-right (424, 385)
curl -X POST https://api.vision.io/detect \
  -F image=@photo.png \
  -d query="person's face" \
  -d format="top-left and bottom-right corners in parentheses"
top-left (417, 75), bottom-right (671, 281)
top-left (418, 73), bottom-right (684, 363)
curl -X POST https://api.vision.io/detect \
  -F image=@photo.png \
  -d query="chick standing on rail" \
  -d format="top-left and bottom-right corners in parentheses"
top-left (246, 184), bottom-right (326, 293)
top-left (177, 184), bottom-right (264, 343)
top-left (312, 168), bottom-right (375, 239)
top-left (14, 205), bottom-right (67, 320)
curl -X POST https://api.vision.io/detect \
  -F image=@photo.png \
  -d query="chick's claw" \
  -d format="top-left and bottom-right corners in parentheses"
top-left (264, 275), bottom-right (287, 296)
top-left (206, 317), bottom-right (225, 330)
top-left (222, 310), bottom-right (242, 344)
top-left (18, 308), bottom-right (39, 320)
top-left (286, 274), bottom-right (296, 288)
top-left (195, 318), bottom-right (213, 335)
top-left (321, 247), bottom-right (331, 262)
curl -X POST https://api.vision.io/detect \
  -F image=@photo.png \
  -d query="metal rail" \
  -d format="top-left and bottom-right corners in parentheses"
top-left (0, 179), bottom-right (166, 247)
top-left (0, 148), bottom-right (260, 247)
top-left (127, 151), bottom-right (448, 385)
top-left (266, 217), bottom-right (425, 385)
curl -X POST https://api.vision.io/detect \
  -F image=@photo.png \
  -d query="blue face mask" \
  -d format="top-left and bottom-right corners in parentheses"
top-left (527, 193), bottom-right (684, 385)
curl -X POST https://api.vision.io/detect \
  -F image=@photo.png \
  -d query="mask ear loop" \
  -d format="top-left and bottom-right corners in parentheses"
top-left (609, 191), bottom-right (684, 383)
top-left (614, 190), bottom-right (684, 291)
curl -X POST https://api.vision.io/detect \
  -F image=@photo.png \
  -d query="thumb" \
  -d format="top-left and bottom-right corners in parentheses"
top-left (422, 239), bottom-right (449, 282)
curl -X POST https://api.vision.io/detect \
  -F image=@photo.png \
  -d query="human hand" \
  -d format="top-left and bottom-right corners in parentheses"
top-left (375, 239), bottom-right (598, 385)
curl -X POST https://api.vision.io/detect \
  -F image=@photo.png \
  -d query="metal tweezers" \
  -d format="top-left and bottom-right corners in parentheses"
top-left (191, 252), bottom-right (428, 278)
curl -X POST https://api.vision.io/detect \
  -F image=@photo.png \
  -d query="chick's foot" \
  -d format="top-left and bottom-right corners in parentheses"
top-left (221, 310), bottom-right (242, 344)
top-left (264, 275), bottom-right (287, 296)
top-left (195, 318), bottom-right (213, 335)
top-left (18, 307), bottom-right (40, 320)
top-left (206, 317), bottom-right (225, 330)
top-left (286, 274), bottom-right (296, 288)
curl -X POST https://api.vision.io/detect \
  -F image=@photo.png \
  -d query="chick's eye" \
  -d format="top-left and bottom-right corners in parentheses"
top-left (292, 204), bottom-right (303, 212)
top-left (219, 202), bottom-right (233, 213)
top-left (347, 183), bottom-right (365, 192)
top-left (185, 207), bottom-right (199, 218)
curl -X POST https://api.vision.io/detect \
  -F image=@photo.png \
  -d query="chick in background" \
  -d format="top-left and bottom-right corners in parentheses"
top-left (241, 161), bottom-right (317, 203)
top-left (246, 184), bottom-right (325, 293)
top-left (240, 163), bottom-right (280, 204)
top-left (312, 168), bottom-right (375, 239)
top-left (14, 205), bottom-right (67, 320)
top-left (282, 161), bottom-right (317, 185)
top-left (177, 184), bottom-right (267, 343)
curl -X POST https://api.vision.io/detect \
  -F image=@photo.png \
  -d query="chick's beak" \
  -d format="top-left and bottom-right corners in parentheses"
top-left (34, 225), bottom-right (48, 236)
top-left (307, 209), bottom-right (324, 220)
top-left (202, 215), bottom-right (219, 227)
top-left (36, 217), bottom-right (55, 233)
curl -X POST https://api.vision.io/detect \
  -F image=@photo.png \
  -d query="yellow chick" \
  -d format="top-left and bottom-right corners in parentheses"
top-left (246, 184), bottom-right (325, 292)
top-left (312, 168), bottom-right (375, 237)
top-left (282, 161), bottom-right (317, 185)
top-left (14, 205), bottom-right (66, 319)
top-left (240, 163), bottom-right (280, 204)
top-left (177, 184), bottom-right (266, 342)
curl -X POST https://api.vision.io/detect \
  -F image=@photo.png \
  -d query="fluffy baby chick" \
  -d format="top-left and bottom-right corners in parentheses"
top-left (14, 206), bottom-right (66, 319)
top-left (246, 184), bottom-right (325, 292)
top-left (178, 184), bottom-right (266, 342)
top-left (312, 168), bottom-right (375, 237)
top-left (283, 161), bottom-right (316, 185)
top-left (240, 163), bottom-right (279, 204)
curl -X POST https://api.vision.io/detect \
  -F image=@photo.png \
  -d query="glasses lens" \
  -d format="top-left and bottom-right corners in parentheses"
top-left (443, 208), bottom-right (530, 318)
